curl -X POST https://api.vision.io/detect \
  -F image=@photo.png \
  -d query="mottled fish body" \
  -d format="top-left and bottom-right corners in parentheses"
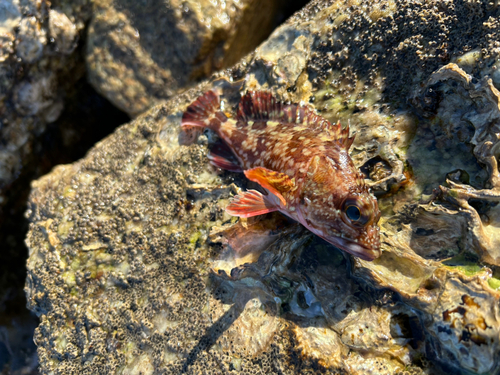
top-left (181, 90), bottom-right (381, 260)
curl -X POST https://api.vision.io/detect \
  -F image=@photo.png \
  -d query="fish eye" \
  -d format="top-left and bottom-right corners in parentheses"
top-left (341, 198), bottom-right (370, 227)
top-left (346, 205), bottom-right (361, 221)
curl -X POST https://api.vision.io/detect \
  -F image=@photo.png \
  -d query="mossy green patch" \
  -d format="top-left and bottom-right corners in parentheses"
top-left (487, 278), bottom-right (500, 290)
top-left (189, 230), bottom-right (202, 245)
top-left (62, 270), bottom-right (76, 287)
top-left (442, 253), bottom-right (483, 276)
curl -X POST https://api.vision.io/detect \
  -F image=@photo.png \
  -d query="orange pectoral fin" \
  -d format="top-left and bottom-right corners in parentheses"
top-left (244, 167), bottom-right (294, 206)
top-left (226, 190), bottom-right (280, 218)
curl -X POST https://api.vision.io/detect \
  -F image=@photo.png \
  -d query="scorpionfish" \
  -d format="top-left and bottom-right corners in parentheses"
top-left (181, 90), bottom-right (381, 260)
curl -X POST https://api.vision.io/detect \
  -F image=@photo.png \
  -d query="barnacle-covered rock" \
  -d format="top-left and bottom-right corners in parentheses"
top-left (410, 63), bottom-right (500, 266)
top-left (425, 270), bottom-right (500, 374)
top-left (0, 0), bottom-right (90, 201)
top-left (25, 0), bottom-right (500, 374)
top-left (86, 0), bottom-right (291, 117)
top-left (0, 1), bottom-right (128, 371)
top-left (0, 4), bottom-right (90, 369)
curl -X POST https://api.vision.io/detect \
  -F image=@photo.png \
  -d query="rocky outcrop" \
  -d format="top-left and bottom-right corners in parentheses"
top-left (86, 0), bottom-right (287, 116)
top-left (25, 0), bottom-right (500, 374)
top-left (0, 0), bottom-right (91, 202)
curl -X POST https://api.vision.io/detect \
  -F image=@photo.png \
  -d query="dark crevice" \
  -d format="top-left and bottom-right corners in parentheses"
top-left (276, 0), bottom-right (314, 25)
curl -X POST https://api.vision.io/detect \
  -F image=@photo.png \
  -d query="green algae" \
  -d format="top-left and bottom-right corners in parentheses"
top-left (189, 231), bottom-right (202, 245)
top-left (442, 253), bottom-right (484, 276)
top-left (488, 268), bottom-right (500, 290)
top-left (487, 278), bottom-right (500, 290)
top-left (62, 270), bottom-right (76, 287)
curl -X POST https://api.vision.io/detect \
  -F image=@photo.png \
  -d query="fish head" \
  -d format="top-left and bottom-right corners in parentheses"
top-left (297, 153), bottom-right (381, 260)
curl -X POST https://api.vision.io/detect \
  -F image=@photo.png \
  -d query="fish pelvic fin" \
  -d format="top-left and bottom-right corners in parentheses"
top-left (226, 190), bottom-right (280, 217)
top-left (208, 152), bottom-right (242, 172)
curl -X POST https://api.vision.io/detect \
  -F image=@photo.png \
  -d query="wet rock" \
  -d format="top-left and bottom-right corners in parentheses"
top-left (0, 0), bottom-right (91, 201)
top-left (25, 0), bottom-right (500, 374)
top-left (86, 0), bottom-right (286, 117)
top-left (0, 0), bottom-right (22, 35)
top-left (0, 33), bottom-right (15, 64)
top-left (0, 2), bottom-right (125, 372)
top-left (411, 63), bottom-right (500, 266)
top-left (16, 16), bottom-right (46, 63)
top-left (426, 271), bottom-right (500, 374)
top-left (48, 9), bottom-right (77, 55)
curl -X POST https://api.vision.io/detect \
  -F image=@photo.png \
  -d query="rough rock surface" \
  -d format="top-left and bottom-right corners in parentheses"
top-left (86, 0), bottom-right (287, 117)
top-left (0, 2), bottom-right (89, 372)
top-left (0, 0), bottom-right (91, 205)
top-left (0, 78), bottom-right (128, 375)
top-left (0, 2), bottom-right (129, 372)
top-left (26, 0), bottom-right (500, 374)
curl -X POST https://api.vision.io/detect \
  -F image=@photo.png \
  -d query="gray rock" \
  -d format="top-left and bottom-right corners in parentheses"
top-left (0, 2), bottom-right (92, 372)
top-left (16, 16), bottom-right (46, 63)
top-left (0, 0), bottom-right (91, 202)
top-left (49, 9), bottom-right (77, 55)
top-left (0, 0), bottom-right (22, 34)
top-left (86, 0), bottom-right (286, 117)
top-left (25, 0), bottom-right (500, 374)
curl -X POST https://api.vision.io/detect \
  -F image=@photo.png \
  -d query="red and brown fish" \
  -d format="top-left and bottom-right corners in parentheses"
top-left (181, 90), bottom-right (381, 260)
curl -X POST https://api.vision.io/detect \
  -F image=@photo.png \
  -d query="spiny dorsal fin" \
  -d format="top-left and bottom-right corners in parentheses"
top-left (237, 91), bottom-right (354, 150)
top-left (236, 91), bottom-right (283, 122)
top-left (237, 91), bottom-right (319, 124)
top-left (325, 120), bottom-right (355, 150)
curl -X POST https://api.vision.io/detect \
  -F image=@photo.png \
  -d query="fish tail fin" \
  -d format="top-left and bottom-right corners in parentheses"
top-left (181, 90), bottom-right (225, 144)
top-left (182, 90), bottom-right (221, 127)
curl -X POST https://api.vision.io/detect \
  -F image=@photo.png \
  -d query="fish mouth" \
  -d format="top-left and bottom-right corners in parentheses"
top-left (324, 236), bottom-right (381, 261)
top-left (294, 208), bottom-right (380, 261)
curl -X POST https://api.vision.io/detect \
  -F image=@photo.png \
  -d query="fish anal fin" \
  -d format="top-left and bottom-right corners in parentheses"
top-left (208, 140), bottom-right (242, 172)
top-left (226, 190), bottom-right (279, 218)
top-left (244, 167), bottom-right (294, 206)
